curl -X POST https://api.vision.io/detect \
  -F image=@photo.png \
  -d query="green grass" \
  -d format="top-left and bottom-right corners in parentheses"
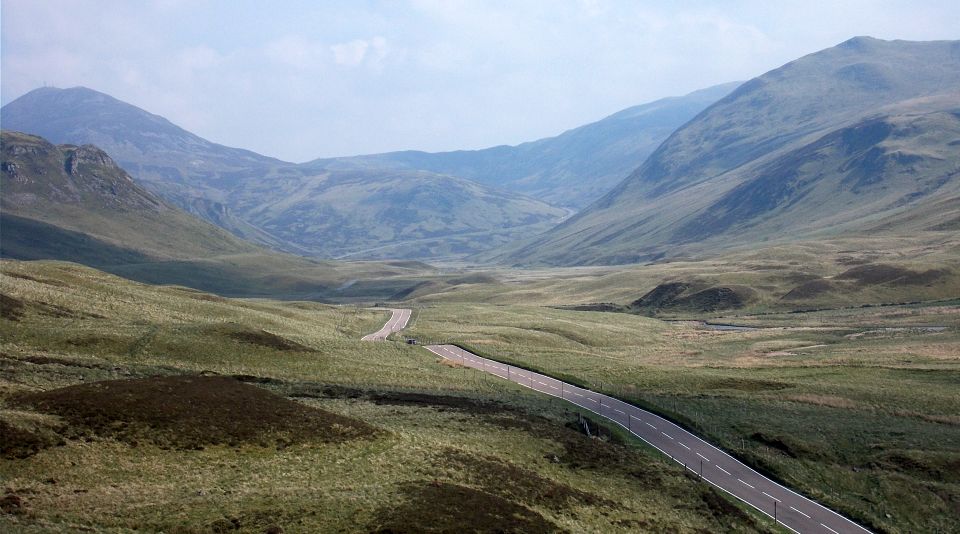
top-left (405, 302), bottom-right (960, 533)
top-left (0, 259), bottom-right (773, 533)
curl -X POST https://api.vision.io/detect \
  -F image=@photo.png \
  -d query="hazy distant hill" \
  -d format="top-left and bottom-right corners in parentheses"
top-left (1, 87), bottom-right (565, 260)
top-left (500, 37), bottom-right (960, 266)
top-left (312, 83), bottom-right (740, 209)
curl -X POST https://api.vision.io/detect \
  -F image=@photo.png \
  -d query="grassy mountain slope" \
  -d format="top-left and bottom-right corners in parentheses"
top-left (312, 82), bottom-right (740, 209)
top-left (0, 259), bottom-right (768, 533)
top-left (500, 37), bottom-right (960, 266)
top-left (1, 131), bottom-right (259, 261)
top-left (1, 88), bottom-right (566, 260)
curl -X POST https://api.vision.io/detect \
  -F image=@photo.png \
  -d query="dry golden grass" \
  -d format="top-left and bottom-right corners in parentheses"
top-left (0, 259), bottom-right (771, 533)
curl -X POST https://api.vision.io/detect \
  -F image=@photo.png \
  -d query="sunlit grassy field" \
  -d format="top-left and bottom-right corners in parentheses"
top-left (0, 260), bottom-right (771, 533)
top-left (405, 302), bottom-right (960, 533)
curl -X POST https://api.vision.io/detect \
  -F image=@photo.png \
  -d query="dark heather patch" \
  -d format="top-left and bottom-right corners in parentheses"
top-left (630, 282), bottom-right (690, 309)
top-left (700, 487), bottom-right (758, 528)
top-left (555, 303), bottom-right (626, 313)
top-left (701, 378), bottom-right (790, 392)
top-left (836, 264), bottom-right (948, 286)
top-left (557, 418), bottom-right (662, 486)
top-left (9, 354), bottom-right (106, 369)
top-left (875, 452), bottom-right (960, 483)
top-left (749, 432), bottom-right (802, 459)
top-left (0, 271), bottom-right (69, 287)
top-left (33, 301), bottom-right (104, 319)
top-left (781, 279), bottom-right (833, 300)
top-left (438, 449), bottom-right (615, 510)
top-left (231, 374), bottom-right (284, 385)
top-left (0, 293), bottom-right (25, 321)
top-left (367, 391), bottom-right (509, 414)
top-left (225, 328), bottom-right (316, 352)
top-left (370, 481), bottom-right (564, 534)
top-left (13, 375), bottom-right (377, 449)
top-left (0, 419), bottom-right (65, 459)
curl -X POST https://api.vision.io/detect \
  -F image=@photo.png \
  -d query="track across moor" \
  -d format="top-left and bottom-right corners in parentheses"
top-left (365, 309), bottom-right (872, 534)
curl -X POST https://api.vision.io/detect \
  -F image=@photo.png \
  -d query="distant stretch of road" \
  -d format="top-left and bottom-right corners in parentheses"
top-left (361, 308), bottom-right (412, 341)
top-left (425, 344), bottom-right (873, 534)
top-left (361, 309), bottom-right (871, 533)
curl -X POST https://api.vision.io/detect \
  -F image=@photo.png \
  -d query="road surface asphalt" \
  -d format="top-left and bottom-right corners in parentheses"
top-left (361, 308), bottom-right (412, 341)
top-left (363, 309), bottom-right (872, 533)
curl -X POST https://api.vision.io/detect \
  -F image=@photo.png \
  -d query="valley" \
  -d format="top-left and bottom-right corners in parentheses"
top-left (2, 30), bottom-right (958, 534)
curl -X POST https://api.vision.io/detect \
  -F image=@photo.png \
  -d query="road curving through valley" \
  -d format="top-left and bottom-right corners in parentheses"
top-left (364, 308), bottom-right (873, 534)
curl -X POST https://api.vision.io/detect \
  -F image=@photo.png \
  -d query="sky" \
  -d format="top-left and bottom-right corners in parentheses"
top-left (2, 1), bottom-right (958, 162)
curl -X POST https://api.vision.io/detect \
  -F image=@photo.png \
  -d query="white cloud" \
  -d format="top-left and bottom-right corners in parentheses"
top-left (331, 39), bottom-right (369, 66)
top-left (263, 35), bottom-right (327, 70)
top-left (330, 37), bottom-right (389, 68)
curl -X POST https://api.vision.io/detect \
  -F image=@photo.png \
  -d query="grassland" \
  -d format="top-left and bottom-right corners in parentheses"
top-left (404, 301), bottom-right (960, 533)
top-left (0, 259), bottom-right (772, 533)
top-left (422, 234), bottom-right (960, 312)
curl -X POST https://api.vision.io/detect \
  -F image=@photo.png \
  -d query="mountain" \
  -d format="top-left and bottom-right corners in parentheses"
top-left (0, 130), bottom-right (260, 264)
top-left (499, 37), bottom-right (960, 266)
top-left (0, 131), bottom-right (440, 299)
top-left (1, 87), bottom-right (566, 260)
top-left (311, 82), bottom-right (740, 209)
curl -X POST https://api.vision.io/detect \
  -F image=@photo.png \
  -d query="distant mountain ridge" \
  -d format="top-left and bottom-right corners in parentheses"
top-left (311, 82), bottom-right (740, 209)
top-left (498, 37), bottom-right (960, 266)
top-left (1, 87), bottom-right (569, 260)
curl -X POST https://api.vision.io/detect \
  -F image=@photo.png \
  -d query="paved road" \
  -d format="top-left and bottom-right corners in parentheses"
top-left (425, 343), bottom-right (873, 534)
top-left (361, 308), bottom-right (412, 341)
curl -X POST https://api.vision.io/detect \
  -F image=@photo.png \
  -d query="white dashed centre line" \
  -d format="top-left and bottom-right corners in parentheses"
top-left (696, 453), bottom-right (710, 462)
top-left (761, 491), bottom-right (780, 502)
top-left (661, 432), bottom-right (674, 440)
top-left (738, 478), bottom-right (755, 489)
top-left (678, 443), bottom-right (691, 450)
top-left (791, 506), bottom-right (811, 519)
top-left (614, 409), bottom-right (625, 415)
top-left (645, 422), bottom-right (657, 429)
top-left (821, 524), bottom-right (840, 534)
top-left (716, 466), bottom-right (731, 475)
